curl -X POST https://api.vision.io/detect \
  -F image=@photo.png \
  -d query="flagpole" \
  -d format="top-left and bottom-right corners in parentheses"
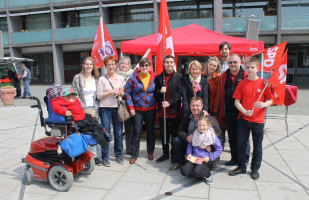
top-left (162, 44), bottom-right (167, 145)
top-left (252, 84), bottom-right (268, 112)
top-left (100, 17), bottom-right (106, 59)
top-left (261, 53), bottom-right (264, 79)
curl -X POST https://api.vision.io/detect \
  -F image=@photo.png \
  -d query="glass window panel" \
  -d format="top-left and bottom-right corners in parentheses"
top-left (168, 1), bottom-right (213, 20)
top-left (80, 9), bottom-right (100, 27)
top-left (25, 14), bottom-right (51, 31)
top-left (127, 4), bottom-right (153, 23)
top-left (0, 17), bottom-right (8, 32)
top-left (223, 0), bottom-right (270, 17)
top-left (282, 0), bottom-right (309, 16)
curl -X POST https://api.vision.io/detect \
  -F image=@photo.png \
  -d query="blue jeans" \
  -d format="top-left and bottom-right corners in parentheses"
top-left (99, 107), bottom-right (123, 161)
top-left (22, 79), bottom-right (31, 97)
top-left (172, 137), bottom-right (187, 165)
top-left (237, 119), bottom-right (264, 170)
top-left (131, 110), bottom-right (156, 158)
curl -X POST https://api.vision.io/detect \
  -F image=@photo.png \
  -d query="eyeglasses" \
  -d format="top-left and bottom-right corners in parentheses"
top-left (140, 64), bottom-right (150, 67)
top-left (228, 61), bottom-right (239, 64)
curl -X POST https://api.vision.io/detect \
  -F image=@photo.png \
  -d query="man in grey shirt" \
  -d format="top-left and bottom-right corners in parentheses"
top-left (19, 64), bottom-right (32, 98)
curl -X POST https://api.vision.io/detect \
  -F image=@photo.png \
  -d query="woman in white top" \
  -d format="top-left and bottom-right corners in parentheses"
top-left (72, 57), bottom-right (101, 165)
top-left (97, 55), bottom-right (125, 167)
top-left (116, 56), bottom-right (134, 155)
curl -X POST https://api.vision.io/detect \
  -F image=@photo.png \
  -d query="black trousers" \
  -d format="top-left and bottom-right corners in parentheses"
top-left (159, 116), bottom-right (179, 157)
top-left (180, 161), bottom-right (211, 178)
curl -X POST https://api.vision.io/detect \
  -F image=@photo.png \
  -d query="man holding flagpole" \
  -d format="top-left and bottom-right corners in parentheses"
top-left (155, 55), bottom-right (183, 163)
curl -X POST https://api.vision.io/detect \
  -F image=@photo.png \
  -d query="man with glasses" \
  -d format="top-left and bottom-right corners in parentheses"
top-left (219, 54), bottom-right (249, 166)
top-left (219, 41), bottom-right (231, 72)
top-left (154, 55), bottom-right (183, 164)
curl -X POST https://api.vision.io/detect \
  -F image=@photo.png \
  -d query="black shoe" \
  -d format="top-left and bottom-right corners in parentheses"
top-left (169, 163), bottom-right (183, 171)
top-left (94, 158), bottom-right (102, 166)
top-left (14, 95), bottom-right (21, 98)
top-left (225, 160), bottom-right (238, 166)
top-left (92, 132), bottom-right (106, 147)
top-left (251, 170), bottom-right (260, 180)
top-left (156, 154), bottom-right (169, 163)
top-left (228, 167), bottom-right (246, 176)
top-left (209, 163), bottom-right (218, 171)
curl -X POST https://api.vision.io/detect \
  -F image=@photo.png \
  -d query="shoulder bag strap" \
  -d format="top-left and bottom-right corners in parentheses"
top-left (104, 75), bottom-right (115, 90)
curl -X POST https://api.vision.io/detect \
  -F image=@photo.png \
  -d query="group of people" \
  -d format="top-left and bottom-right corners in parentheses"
top-left (49, 40), bottom-right (272, 185)
top-left (5, 64), bottom-right (32, 98)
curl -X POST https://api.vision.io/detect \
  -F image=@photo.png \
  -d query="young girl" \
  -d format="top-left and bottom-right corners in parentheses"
top-left (180, 116), bottom-right (222, 185)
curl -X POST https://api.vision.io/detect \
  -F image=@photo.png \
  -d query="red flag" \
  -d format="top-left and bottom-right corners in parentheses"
top-left (91, 17), bottom-right (118, 68)
top-left (156, 0), bottom-right (174, 75)
top-left (268, 50), bottom-right (288, 105)
top-left (261, 41), bottom-right (287, 71)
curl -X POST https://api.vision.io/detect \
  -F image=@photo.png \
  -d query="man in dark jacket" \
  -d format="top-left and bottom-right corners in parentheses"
top-left (155, 55), bottom-right (183, 163)
top-left (219, 54), bottom-right (250, 166)
top-left (170, 96), bottom-right (222, 170)
top-left (4, 68), bottom-right (21, 97)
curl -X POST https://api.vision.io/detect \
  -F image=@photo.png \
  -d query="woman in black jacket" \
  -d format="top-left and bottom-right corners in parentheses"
top-left (182, 60), bottom-right (209, 115)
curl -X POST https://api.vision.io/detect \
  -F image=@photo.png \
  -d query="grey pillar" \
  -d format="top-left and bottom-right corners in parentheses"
top-left (276, 0), bottom-right (282, 44)
top-left (50, 0), bottom-right (65, 84)
top-left (153, 0), bottom-right (158, 33)
top-left (0, 31), bottom-right (4, 57)
top-left (213, 0), bottom-right (223, 33)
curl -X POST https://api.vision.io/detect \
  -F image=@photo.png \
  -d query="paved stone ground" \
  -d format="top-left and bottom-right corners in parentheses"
top-left (0, 85), bottom-right (308, 200)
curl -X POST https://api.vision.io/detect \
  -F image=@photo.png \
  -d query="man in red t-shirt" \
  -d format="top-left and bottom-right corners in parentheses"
top-left (228, 57), bottom-right (273, 180)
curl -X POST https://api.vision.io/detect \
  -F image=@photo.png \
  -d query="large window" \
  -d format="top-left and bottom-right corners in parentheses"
top-left (19, 14), bottom-right (51, 31)
top-left (109, 4), bottom-right (153, 23)
top-left (282, 0), bottom-right (309, 30)
top-left (282, 0), bottom-right (309, 16)
top-left (223, 0), bottom-right (271, 18)
top-left (61, 9), bottom-right (99, 28)
top-left (168, 1), bottom-right (213, 20)
top-left (0, 17), bottom-right (8, 33)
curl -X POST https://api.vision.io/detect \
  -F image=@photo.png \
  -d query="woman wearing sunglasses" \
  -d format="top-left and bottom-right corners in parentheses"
top-left (124, 57), bottom-right (156, 164)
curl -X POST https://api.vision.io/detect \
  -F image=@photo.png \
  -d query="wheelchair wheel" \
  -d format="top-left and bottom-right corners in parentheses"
top-left (48, 165), bottom-right (73, 192)
top-left (80, 157), bottom-right (95, 175)
top-left (24, 165), bottom-right (31, 185)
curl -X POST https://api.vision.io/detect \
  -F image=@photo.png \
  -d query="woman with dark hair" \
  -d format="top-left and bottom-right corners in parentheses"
top-left (182, 60), bottom-right (209, 115)
top-left (97, 56), bottom-right (125, 167)
top-left (124, 57), bottom-right (156, 164)
top-left (72, 57), bottom-right (101, 165)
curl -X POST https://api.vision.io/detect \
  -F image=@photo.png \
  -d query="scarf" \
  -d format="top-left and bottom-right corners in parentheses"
top-left (116, 69), bottom-right (133, 81)
top-left (189, 74), bottom-right (201, 95)
top-left (192, 127), bottom-right (215, 149)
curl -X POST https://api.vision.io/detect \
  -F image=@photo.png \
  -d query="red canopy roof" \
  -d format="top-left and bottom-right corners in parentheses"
top-left (120, 24), bottom-right (264, 57)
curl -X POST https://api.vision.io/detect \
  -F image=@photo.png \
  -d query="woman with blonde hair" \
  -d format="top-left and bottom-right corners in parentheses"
top-left (72, 56), bottom-right (101, 165)
top-left (204, 56), bottom-right (221, 118)
top-left (182, 60), bottom-right (209, 115)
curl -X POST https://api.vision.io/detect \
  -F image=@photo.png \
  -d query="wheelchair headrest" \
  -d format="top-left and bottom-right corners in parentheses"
top-left (46, 85), bottom-right (63, 100)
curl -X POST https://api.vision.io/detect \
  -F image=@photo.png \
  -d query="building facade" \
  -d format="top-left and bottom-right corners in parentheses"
top-left (0, 0), bottom-right (308, 86)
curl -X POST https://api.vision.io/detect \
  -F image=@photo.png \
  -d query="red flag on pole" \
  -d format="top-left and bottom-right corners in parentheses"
top-left (156, 0), bottom-right (174, 75)
top-left (260, 41), bottom-right (287, 71)
top-left (268, 50), bottom-right (288, 105)
top-left (91, 17), bottom-right (118, 68)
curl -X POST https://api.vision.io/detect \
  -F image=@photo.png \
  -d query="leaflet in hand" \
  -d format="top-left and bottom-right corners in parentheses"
top-left (188, 156), bottom-right (204, 164)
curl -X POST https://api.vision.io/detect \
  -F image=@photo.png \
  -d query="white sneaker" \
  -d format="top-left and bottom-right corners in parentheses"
top-left (205, 175), bottom-right (214, 185)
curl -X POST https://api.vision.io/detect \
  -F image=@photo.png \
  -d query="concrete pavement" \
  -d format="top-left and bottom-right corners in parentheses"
top-left (0, 86), bottom-right (309, 200)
